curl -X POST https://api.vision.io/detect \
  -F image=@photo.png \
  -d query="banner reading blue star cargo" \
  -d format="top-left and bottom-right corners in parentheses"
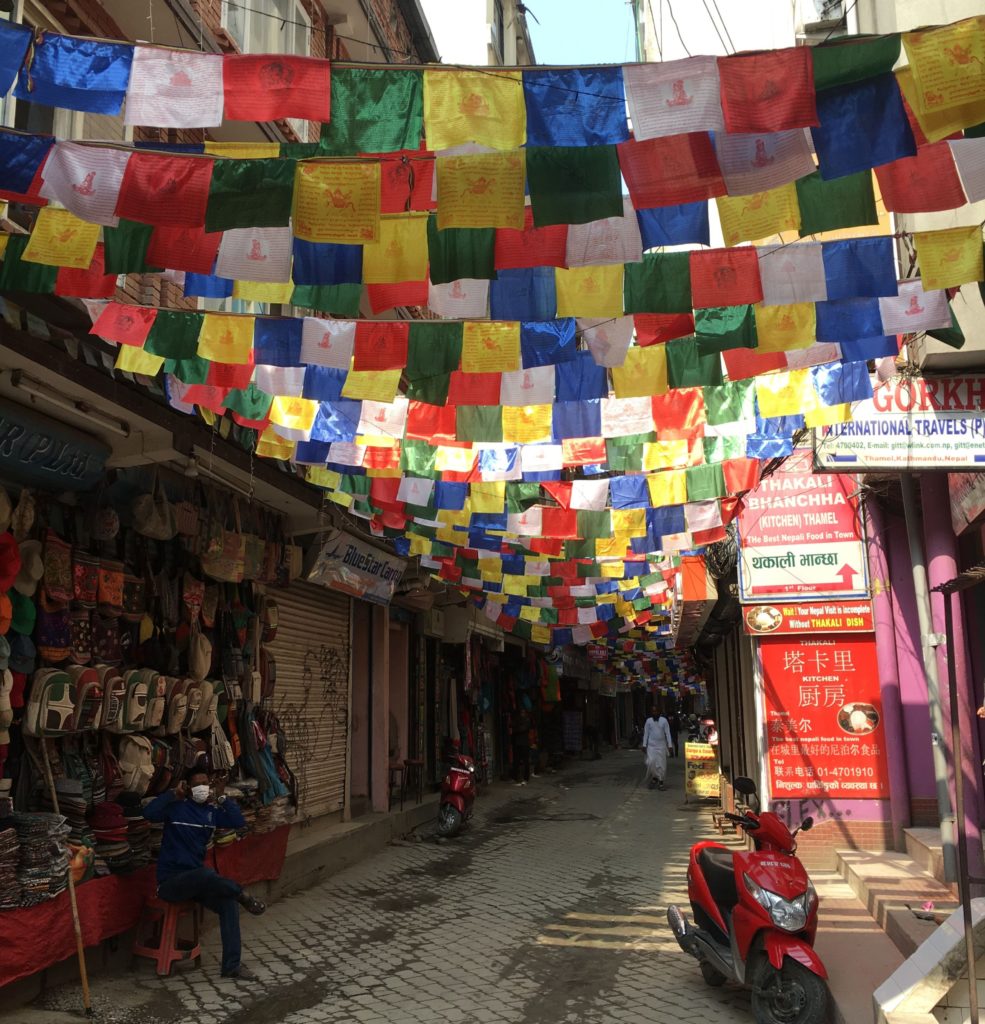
top-left (306, 529), bottom-right (406, 605)
top-left (814, 375), bottom-right (985, 472)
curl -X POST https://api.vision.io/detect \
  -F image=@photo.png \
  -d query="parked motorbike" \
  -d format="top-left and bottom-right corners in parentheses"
top-left (436, 752), bottom-right (476, 838)
top-left (667, 776), bottom-right (828, 1024)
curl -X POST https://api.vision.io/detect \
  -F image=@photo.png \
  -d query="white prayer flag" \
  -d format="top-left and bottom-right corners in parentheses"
top-left (579, 316), bottom-right (634, 367)
top-left (570, 479), bottom-right (610, 510)
top-left (717, 129), bottom-right (815, 196)
top-left (520, 445), bottom-right (564, 473)
top-left (684, 500), bottom-right (723, 533)
top-left (428, 278), bottom-right (490, 318)
top-left (879, 279), bottom-right (952, 335)
top-left (397, 477), bottom-right (435, 505)
top-left (500, 364), bottom-right (556, 406)
top-left (949, 138), bottom-right (985, 203)
top-left (125, 48), bottom-right (224, 128)
top-left (358, 398), bottom-right (409, 441)
top-left (624, 56), bottom-right (724, 140)
top-left (328, 442), bottom-right (366, 467)
top-left (571, 625), bottom-right (595, 644)
top-left (215, 227), bottom-right (292, 284)
top-left (508, 505), bottom-right (545, 536)
top-left (601, 396), bottom-right (654, 438)
top-left (253, 365), bottom-right (305, 397)
top-left (577, 606), bottom-right (599, 624)
top-left (565, 198), bottom-right (643, 268)
top-left (39, 142), bottom-right (130, 227)
top-left (300, 317), bottom-right (356, 369)
top-left (757, 243), bottom-right (827, 306)
top-left (785, 342), bottom-right (842, 371)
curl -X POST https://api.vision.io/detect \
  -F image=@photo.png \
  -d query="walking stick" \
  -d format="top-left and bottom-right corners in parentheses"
top-left (39, 739), bottom-right (94, 1018)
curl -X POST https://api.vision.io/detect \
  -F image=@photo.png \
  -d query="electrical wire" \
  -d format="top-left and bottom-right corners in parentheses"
top-left (708, 0), bottom-right (736, 53)
top-left (664, 0), bottom-right (691, 57)
top-left (700, 0), bottom-right (731, 54)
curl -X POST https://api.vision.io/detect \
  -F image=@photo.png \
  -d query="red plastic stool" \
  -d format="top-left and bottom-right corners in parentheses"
top-left (132, 897), bottom-right (201, 976)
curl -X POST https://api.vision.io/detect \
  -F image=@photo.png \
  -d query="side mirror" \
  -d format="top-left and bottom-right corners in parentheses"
top-left (733, 776), bottom-right (757, 797)
top-left (800, 816), bottom-right (814, 832)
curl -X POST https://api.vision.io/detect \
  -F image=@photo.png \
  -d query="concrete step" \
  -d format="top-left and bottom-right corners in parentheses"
top-left (836, 848), bottom-right (960, 960)
top-left (904, 826), bottom-right (947, 886)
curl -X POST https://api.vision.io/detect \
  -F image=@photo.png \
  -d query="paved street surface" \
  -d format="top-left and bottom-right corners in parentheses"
top-left (12, 752), bottom-right (755, 1024)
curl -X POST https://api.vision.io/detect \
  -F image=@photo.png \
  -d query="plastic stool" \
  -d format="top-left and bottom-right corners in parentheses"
top-left (132, 897), bottom-right (201, 976)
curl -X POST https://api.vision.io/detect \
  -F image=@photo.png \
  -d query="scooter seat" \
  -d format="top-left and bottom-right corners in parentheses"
top-left (697, 846), bottom-right (738, 910)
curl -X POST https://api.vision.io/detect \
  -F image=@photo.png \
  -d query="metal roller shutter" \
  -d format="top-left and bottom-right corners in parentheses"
top-left (267, 582), bottom-right (350, 822)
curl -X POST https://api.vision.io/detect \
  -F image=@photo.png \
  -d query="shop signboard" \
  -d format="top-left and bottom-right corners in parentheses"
top-left (743, 600), bottom-right (874, 636)
top-left (949, 472), bottom-right (985, 536)
top-left (0, 401), bottom-right (109, 491)
top-left (814, 375), bottom-right (985, 471)
top-left (684, 742), bottom-right (720, 799)
top-left (760, 634), bottom-right (889, 800)
top-left (306, 528), bottom-right (406, 605)
top-left (737, 451), bottom-right (867, 603)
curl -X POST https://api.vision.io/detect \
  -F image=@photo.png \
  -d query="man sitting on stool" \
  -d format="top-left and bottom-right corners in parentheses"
top-left (143, 768), bottom-right (265, 980)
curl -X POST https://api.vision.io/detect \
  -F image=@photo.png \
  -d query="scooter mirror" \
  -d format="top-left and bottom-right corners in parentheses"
top-left (800, 816), bottom-right (814, 832)
top-left (733, 776), bottom-right (757, 797)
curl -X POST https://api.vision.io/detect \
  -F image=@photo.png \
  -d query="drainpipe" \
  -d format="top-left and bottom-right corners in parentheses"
top-left (900, 472), bottom-right (957, 883)
top-left (864, 496), bottom-right (910, 848)
top-left (921, 473), bottom-right (985, 890)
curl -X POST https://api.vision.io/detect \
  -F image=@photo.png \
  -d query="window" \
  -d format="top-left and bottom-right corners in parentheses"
top-left (221, 0), bottom-right (310, 56)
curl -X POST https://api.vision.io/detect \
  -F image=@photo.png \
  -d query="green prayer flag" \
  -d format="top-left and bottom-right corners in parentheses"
top-left (577, 510), bottom-right (611, 540)
top-left (426, 215), bottom-right (496, 284)
top-left (685, 464), bottom-right (726, 501)
top-left (291, 283), bottom-right (362, 317)
top-left (703, 380), bottom-right (755, 424)
top-left (564, 540), bottom-right (596, 558)
top-left (927, 305), bottom-right (966, 350)
top-left (606, 440), bottom-right (645, 472)
top-left (796, 171), bottom-right (879, 237)
top-left (279, 143), bottom-right (321, 159)
top-left (576, 563), bottom-right (596, 579)
top-left (103, 218), bottom-right (157, 275)
top-left (403, 500), bottom-right (438, 519)
top-left (539, 606), bottom-right (560, 625)
top-left (811, 33), bottom-right (901, 91)
top-left (513, 620), bottom-right (533, 640)
top-left (400, 439), bottom-right (438, 476)
top-left (431, 540), bottom-right (453, 557)
top-left (702, 434), bottom-right (746, 464)
top-left (144, 310), bottom-right (203, 359)
top-left (224, 384), bottom-right (273, 422)
top-left (456, 406), bottom-right (503, 442)
top-left (575, 597), bottom-right (596, 608)
top-left (406, 321), bottom-right (463, 404)
top-left (341, 475), bottom-right (371, 499)
top-left (965, 122), bottom-right (985, 139)
top-left (666, 337), bottom-right (724, 388)
top-left (164, 355), bottom-right (210, 385)
top-left (205, 159), bottom-right (296, 232)
top-left (0, 236), bottom-right (56, 293)
top-left (321, 68), bottom-right (423, 155)
top-left (694, 307), bottom-right (758, 353)
top-left (623, 252), bottom-right (692, 313)
top-left (526, 145), bottom-right (623, 227)
top-left (506, 482), bottom-right (542, 512)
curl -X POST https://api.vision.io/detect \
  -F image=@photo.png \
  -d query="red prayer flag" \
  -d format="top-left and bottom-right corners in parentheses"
top-left (91, 302), bottom-right (158, 346)
top-left (528, 537), bottom-right (563, 556)
top-left (541, 481), bottom-right (573, 508)
top-left (54, 243), bottom-right (116, 298)
top-left (562, 437), bottom-right (606, 465)
top-left (633, 313), bottom-right (695, 346)
top-left (651, 388), bottom-right (706, 440)
top-left (366, 280), bottom-right (428, 314)
top-left (370, 477), bottom-right (403, 509)
top-left (447, 371), bottom-right (502, 406)
top-left (115, 152), bottom-right (214, 227)
top-left (373, 151), bottom-right (436, 214)
top-left (440, 562), bottom-right (463, 582)
top-left (589, 621), bottom-right (608, 638)
top-left (541, 506), bottom-right (578, 539)
top-left (353, 321), bottom-right (409, 371)
top-left (182, 385), bottom-right (228, 413)
top-left (692, 525), bottom-right (727, 546)
top-left (558, 606), bottom-right (579, 626)
top-left (617, 133), bottom-right (726, 209)
top-left (365, 445), bottom-right (402, 472)
top-left (207, 360), bottom-right (254, 390)
top-left (874, 141), bottom-right (967, 213)
top-left (406, 402), bottom-right (457, 443)
top-left (494, 206), bottom-right (569, 270)
top-left (689, 248), bottom-right (764, 309)
top-left (722, 347), bottom-right (786, 380)
top-left (146, 223), bottom-right (223, 275)
top-left (222, 55), bottom-right (331, 123)
top-left (723, 457), bottom-right (762, 494)
top-left (717, 48), bottom-right (818, 133)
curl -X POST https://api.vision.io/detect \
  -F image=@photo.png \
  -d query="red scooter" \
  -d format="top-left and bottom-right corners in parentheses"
top-left (667, 777), bottom-right (828, 1024)
top-left (436, 752), bottom-right (476, 838)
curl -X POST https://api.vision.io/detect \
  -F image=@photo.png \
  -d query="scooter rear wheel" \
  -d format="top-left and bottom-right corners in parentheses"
top-left (436, 804), bottom-right (462, 837)
top-left (751, 957), bottom-right (828, 1024)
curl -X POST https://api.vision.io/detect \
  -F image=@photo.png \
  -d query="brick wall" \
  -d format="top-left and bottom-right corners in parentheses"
top-left (911, 797), bottom-right (941, 828)
top-left (794, 818), bottom-right (894, 871)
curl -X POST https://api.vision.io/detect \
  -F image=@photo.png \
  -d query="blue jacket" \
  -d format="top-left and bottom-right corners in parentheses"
top-left (143, 790), bottom-right (246, 881)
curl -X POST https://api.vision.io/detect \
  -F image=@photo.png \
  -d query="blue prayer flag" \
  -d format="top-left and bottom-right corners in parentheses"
top-left (184, 272), bottom-right (233, 299)
top-left (15, 35), bottom-right (133, 115)
top-left (822, 237), bottom-right (899, 300)
top-left (292, 239), bottom-right (362, 285)
top-left (838, 335), bottom-right (899, 361)
top-left (311, 400), bottom-right (361, 442)
top-left (811, 361), bottom-right (874, 406)
top-left (555, 352), bottom-right (608, 402)
top-left (816, 297), bottom-right (884, 342)
top-left (552, 628), bottom-right (574, 646)
top-left (522, 67), bottom-right (629, 147)
top-left (0, 130), bottom-right (53, 194)
top-left (302, 366), bottom-right (347, 403)
top-left (294, 441), bottom-right (331, 465)
top-left (637, 201), bottom-right (711, 248)
top-left (0, 20), bottom-right (31, 94)
top-left (490, 267), bottom-right (557, 321)
top-left (552, 399), bottom-right (602, 440)
top-left (521, 319), bottom-right (577, 367)
top-left (435, 482), bottom-right (468, 510)
top-left (609, 475), bottom-right (650, 509)
top-left (253, 319), bottom-right (302, 366)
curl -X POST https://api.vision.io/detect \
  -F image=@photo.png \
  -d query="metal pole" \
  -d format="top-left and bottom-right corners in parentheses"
top-left (900, 472), bottom-right (957, 883)
top-left (945, 590), bottom-right (980, 1024)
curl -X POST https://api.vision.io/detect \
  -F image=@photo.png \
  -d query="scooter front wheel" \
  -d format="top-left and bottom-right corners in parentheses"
top-left (751, 958), bottom-right (828, 1024)
top-left (436, 804), bottom-right (462, 837)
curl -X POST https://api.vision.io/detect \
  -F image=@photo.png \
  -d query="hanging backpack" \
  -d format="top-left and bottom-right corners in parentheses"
top-left (143, 670), bottom-right (166, 730)
top-left (189, 680), bottom-right (217, 734)
top-left (108, 669), bottom-right (149, 733)
top-left (161, 677), bottom-right (186, 735)
top-left (209, 721), bottom-right (235, 772)
top-left (23, 669), bottom-right (77, 737)
top-left (98, 666), bottom-right (127, 731)
top-left (69, 666), bottom-right (104, 732)
top-left (118, 734), bottom-right (154, 795)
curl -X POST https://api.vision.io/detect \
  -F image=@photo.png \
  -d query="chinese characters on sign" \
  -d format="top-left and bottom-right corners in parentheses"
top-left (760, 635), bottom-right (888, 799)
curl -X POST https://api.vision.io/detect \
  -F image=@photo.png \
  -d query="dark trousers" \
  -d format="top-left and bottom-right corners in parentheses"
top-left (158, 867), bottom-right (243, 974)
top-left (512, 739), bottom-right (530, 782)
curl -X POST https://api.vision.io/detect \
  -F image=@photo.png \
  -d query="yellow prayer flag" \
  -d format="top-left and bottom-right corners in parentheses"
top-left (21, 207), bottom-right (99, 269)
top-left (408, 534), bottom-right (432, 557)
top-left (341, 367), bottom-right (402, 402)
top-left (256, 426), bottom-right (295, 460)
top-left (597, 593), bottom-right (618, 605)
top-left (754, 302), bottom-right (817, 353)
top-left (293, 162), bottom-right (381, 244)
top-left (555, 264), bottom-right (623, 319)
top-left (471, 481), bottom-right (506, 513)
top-left (642, 440), bottom-right (691, 472)
top-left (530, 623), bottom-right (552, 646)
top-left (502, 404), bottom-right (552, 443)
top-left (896, 66), bottom-right (985, 143)
top-left (423, 69), bottom-right (525, 151)
top-left (903, 17), bottom-right (985, 115)
top-left (462, 321), bottom-right (520, 373)
top-left (715, 183), bottom-right (801, 248)
top-left (611, 508), bottom-right (647, 537)
top-left (435, 446), bottom-right (477, 474)
top-left (477, 557), bottom-right (502, 573)
top-left (437, 507), bottom-right (471, 528)
top-left (755, 369), bottom-right (819, 419)
top-left (484, 592), bottom-right (508, 604)
top-left (647, 470), bottom-right (687, 507)
top-left (595, 538), bottom-right (627, 559)
top-left (436, 151), bottom-right (525, 230)
top-left (362, 213), bottom-right (429, 284)
top-left (519, 605), bottom-right (541, 623)
top-left (306, 467), bottom-right (342, 491)
top-left (805, 402), bottom-right (853, 427)
top-left (436, 527), bottom-right (460, 544)
top-left (233, 280), bottom-right (294, 303)
top-left (269, 396), bottom-right (318, 436)
top-left (913, 225), bottom-right (984, 290)
top-left (617, 578), bottom-right (638, 591)
top-left (503, 577), bottom-right (530, 597)
top-left (115, 345), bottom-right (164, 376)
top-left (204, 142), bottom-right (280, 158)
top-left (480, 571), bottom-right (505, 584)
top-left (611, 346), bottom-right (668, 398)
top-left (197, 313), bottom-right (255, 365)
top-left (600, 560), bottom-right (626, 578)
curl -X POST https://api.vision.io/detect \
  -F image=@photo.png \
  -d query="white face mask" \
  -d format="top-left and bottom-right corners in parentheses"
top-left (190, 784), bottom-right (210, 804)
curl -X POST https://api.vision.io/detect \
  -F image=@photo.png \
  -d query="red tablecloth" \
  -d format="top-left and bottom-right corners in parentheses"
top-left (0, 825), bottom-right (290, 989)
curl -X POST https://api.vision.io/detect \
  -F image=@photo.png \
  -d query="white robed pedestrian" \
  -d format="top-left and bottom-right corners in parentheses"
top-left (642, 709), bottom-right (673, 790)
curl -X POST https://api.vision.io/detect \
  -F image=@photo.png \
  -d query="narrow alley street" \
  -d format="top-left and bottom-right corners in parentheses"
top-left (12, 752), bottom-right (754, 1024)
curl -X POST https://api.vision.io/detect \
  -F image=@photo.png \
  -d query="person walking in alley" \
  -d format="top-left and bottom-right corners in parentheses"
top-left (641, 707), bottom-right (673, 790)
top-left (143, 768), bottom-right (266, 979)
top-left (512, 706), bottom-right (532, 785)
